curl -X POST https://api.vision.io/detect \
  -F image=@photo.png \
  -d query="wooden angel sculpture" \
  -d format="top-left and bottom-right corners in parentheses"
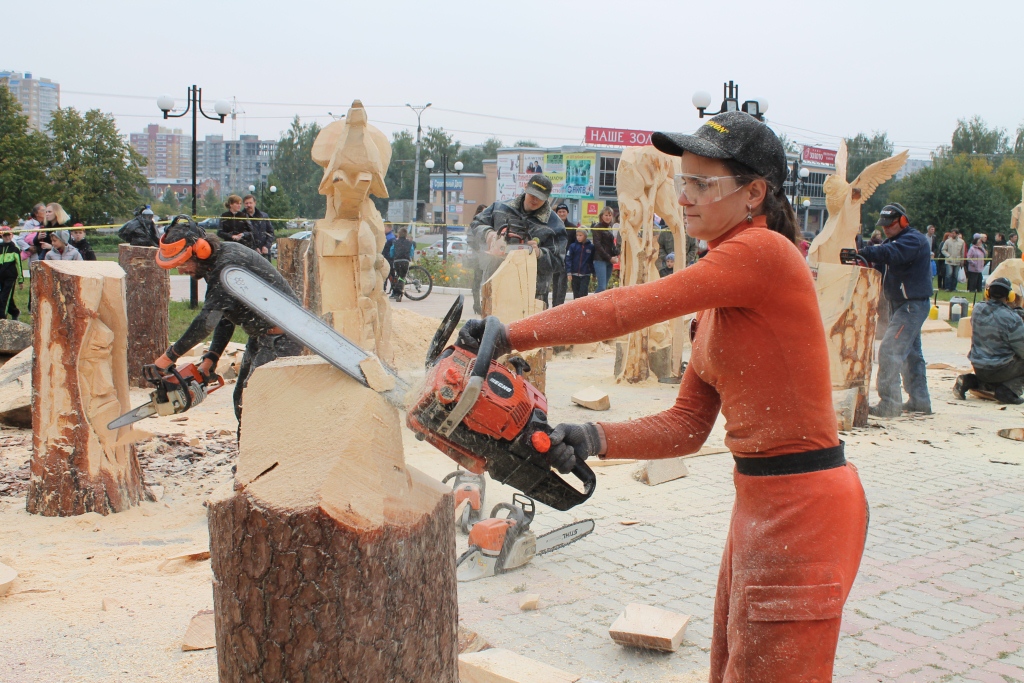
top-left (807, 141), bottom-right (909, 267)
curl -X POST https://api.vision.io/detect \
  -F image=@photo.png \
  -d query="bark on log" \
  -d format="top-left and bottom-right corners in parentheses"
top-left (275, 236), bottom-right (309, 304)
top-left (991, 245), bottom-right (1016, 274)
top-left (118, 245), bottom-right (169, 388)
top-left (28, 261), bottom-right (144, 516)
top-left (208, 356), bottom-right (457, 682)
top-left (814, 263), bottom-right (881, 427)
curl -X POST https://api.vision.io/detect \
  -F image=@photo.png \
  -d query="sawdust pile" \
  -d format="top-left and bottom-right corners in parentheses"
top-left (390, 307), bottom-right (451, 371)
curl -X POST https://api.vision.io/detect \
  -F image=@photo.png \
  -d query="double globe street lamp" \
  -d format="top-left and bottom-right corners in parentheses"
top-left (248, 182), bottom-right (278, 207)
top-left (157, 85), bottom-right (230, 308)
top-left (692, 80), bottom-right (768, 121)
top-left (424, 156), bottom-right (463, 262)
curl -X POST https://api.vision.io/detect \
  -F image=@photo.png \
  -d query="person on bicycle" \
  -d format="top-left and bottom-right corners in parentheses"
top-left (388, 227), bottom-right (416, 302)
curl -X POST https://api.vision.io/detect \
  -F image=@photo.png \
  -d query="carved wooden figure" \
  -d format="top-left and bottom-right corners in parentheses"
top-left (481, 248), bottom-right (547, 392)
top-left (28, 261), bottom-right (144, 516)
top-left (304, 100), bottom-right (394, 366)
top-left (207, 357), bottom-right (457, 681)
top-left (807, 141), bottom-right (909, 267)
top-left (118, 245), bottom-right (170, 388)
top-left (814, 262), bottom-right (882, 427)
top-left (614, 146), bottom-right (685, 383)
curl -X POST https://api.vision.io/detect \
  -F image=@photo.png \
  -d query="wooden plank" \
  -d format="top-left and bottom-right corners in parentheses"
top-left (459, 649), bottom-right (580, 683)
top-left (609, 603), bottom-right (690, 652)
top-left (635, 458), bottom-right (689, 486)
top-left (571, 386), bottom-right (610, 411)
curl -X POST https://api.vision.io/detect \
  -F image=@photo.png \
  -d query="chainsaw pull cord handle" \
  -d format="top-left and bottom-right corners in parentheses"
top-left (166, 365), bottom-right (195, 412)
top-left (438, 316), bottom-right (503, 437)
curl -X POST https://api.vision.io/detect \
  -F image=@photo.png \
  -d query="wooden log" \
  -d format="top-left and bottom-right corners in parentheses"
top-left (117, 245), bottom-right (170, 388)
top-left (459, 649), bottom-right (580, 683)
top-left (208, 356), bottom-right (457, 682)
top-left (275, 236), bottom-right (309, 303)
top-left (609, 603), bottom-right (690, 652)
top-left (991, 245), bottom-right (1016, 274)
top-left (0, 319), bottom-right (31, 354)
top-left (28, 261), bottom-right (144, 516)
top-left (0, 346), bottom-right (32, 427)
top-left (634, 458), bottom-right (689, 486)
top-left (814, 263), bottom-right (881, 428)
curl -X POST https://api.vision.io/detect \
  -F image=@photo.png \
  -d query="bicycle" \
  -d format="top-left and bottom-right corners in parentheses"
top-left (386, 260), bottom-right (433, 301)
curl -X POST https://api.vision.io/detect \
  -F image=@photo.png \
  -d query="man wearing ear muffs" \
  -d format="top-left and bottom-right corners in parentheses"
top-left (152, 215), bottom-right (304, 424)
top-left (858, 202), bottom-right (934, 417)
top-left (954, 277), bottom-right (1024, 405)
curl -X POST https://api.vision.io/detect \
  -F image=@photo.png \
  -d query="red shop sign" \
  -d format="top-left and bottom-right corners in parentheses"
top-left (585, 127), bottom-right (653, 147)
top-left (802, 145), bottom-right (837, 166)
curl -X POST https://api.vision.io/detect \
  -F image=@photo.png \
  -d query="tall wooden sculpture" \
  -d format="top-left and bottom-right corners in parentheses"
top-left (614, 146), bottom-right (685, 383)
top-left (207, 357), bottom-right (457, 681)
top-left (28, 261), bottom-right (144, 516)
top-left (808, 141), bottom-right (907, 426)
top-left (118, 245), bottom-right (170, 388)
top-left (989, 180), bottom-right (1024, 296)
top-left (304, 100), bottom-right (394, 366)
top-left (481, 249), bottom-right (548, 392)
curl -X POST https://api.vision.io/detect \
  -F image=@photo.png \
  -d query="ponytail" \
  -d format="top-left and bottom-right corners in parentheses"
top-left (724, 160), bottom-right (801, 246)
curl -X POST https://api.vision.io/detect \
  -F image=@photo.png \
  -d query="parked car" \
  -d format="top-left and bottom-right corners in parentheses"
top-left (419, 236), bottom-right (469, 259)
top-left (289, 230), bottom-right (312, 241)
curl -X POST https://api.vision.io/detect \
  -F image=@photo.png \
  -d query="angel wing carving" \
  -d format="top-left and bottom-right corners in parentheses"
top-left (850, 149), bottom-right (910, 205)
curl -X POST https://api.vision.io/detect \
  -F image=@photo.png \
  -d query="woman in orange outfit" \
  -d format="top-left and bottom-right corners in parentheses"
top-left (460, 111), bottom-right (868, 682)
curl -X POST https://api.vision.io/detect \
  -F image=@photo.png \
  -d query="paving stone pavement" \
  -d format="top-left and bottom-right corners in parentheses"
top-left (403, 332), bottom-right (1024, 683)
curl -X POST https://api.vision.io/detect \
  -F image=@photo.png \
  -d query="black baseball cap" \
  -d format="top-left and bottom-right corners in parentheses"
top-left (652, 111), bottom-right (788, 190)
top-left (554, 203), bottom-right (569, 211)
top-left (525, 174), bottom-right (553, 201)
top-left (876, 203), bottom-right (908, 227)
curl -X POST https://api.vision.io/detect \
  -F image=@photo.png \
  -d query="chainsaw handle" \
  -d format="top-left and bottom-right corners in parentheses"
top-left (569, 458), bottom-right (597, 500)
top-left (471, 316), bottom-right (503, 379)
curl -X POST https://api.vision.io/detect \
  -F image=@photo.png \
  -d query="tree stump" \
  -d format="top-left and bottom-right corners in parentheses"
top-left (991, 245), bottom-right (1016, 274)
top-left (275, 236), bottom-right (309, 303)
top-left (118, 245), bottom-right (169, 388)
top-left (28, 261), bottom-right (144, 516)
top-left (208, 356), bottom-right (458, 682)
top-left (814, 263), bottom-right (881, 427)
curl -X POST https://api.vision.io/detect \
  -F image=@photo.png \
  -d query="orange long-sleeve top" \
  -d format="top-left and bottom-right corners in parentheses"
top-left (508, 216), bottom-right (839, 459)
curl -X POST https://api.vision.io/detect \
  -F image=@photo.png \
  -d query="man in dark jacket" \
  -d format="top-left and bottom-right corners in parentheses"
top-left (0, 226), bottom-right (24, 320)
top-left (551, 203), bottom-right (575, 307)
top-left (471, 174), bottom-right (567, 306)
top-left (152, 217), bottom-right (303, 426)
top-left (118, 207), bottom-right (160, 247)
top-left (858, 203), bottom-right (934, 417)
top-left (69, 226), bottom-right (97, 261)
top-left (242, 194), bottom-right (273, 260)
top-left (954, 277), bottom-right (1024, 404)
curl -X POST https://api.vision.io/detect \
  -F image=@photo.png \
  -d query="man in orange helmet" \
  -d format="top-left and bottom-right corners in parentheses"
top-left (152, 215), bottom-right (303, 424)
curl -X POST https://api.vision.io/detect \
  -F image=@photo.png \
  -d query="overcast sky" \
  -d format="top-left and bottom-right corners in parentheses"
top-left (5, 0), bottom-right (1022, 159)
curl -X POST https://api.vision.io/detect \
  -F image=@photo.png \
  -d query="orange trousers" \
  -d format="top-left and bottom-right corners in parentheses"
top-left (710, 463), bottom-right (868, 683)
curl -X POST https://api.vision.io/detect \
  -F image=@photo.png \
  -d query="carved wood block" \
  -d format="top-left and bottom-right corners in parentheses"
top-left (208, 356), bottom-right (456, 681)
top-left (28, 261), bottom-right (144, 516)
top-left (481, 249), bottom-right (541, 322)
top-left (814, 263), bottom-right (881, 427)
top-left (118, 245), bottom-right (169, 388)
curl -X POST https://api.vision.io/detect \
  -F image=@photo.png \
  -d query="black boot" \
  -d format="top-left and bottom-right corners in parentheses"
top-left (953, 374), bottom-right (977, 400)
top-left (993, 384), bottom-right (1024, 405)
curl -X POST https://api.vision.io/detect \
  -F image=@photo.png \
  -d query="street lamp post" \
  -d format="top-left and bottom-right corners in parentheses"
top-left (406, 103), bottom-right (431, 238)
top-left (157, 86), bottom-right (230, 308)
top-left (248, 182), bottom-right (278, 207)
top-left (692, 81), bottom-right (768, 121)
top-left (424, 156), bottom-right (463, 262)
top-left (802, 199), bottom-right (811, 233)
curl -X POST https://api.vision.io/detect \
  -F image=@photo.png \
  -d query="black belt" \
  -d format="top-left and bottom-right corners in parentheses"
top-left (734, 442), bottom-right (845, 477)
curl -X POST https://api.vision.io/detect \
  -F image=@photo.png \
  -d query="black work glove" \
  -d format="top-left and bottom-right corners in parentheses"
top-left (456, 318), bottom-right (512, 358)
top-left (547, 423), bottom-right (602, 474)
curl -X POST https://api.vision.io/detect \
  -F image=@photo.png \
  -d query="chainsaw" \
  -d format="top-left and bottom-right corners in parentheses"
top-left (406, 297), bottom-right (597, 511)
top-left (443, 470), bottom-right (487, 534)
top-left (840, 248), bottom-right (870, 268)
top-left (456, 493), bottom-right (594, 582)
top-left (108, 363), bottom-right (225, 429)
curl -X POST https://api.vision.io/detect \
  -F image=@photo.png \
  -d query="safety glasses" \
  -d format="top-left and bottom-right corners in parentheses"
top-left (674, 174), bottom-right (747, 206)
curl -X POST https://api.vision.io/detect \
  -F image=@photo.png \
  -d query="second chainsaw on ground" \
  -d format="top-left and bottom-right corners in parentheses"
top-left (108, 363), bottom-right (224, 430)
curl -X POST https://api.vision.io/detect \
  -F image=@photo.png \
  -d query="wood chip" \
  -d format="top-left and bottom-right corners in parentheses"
top-left (359, 356), bottom-right (397, 392)
top-left (609, 603), bottom-right (690, 652)
top-left (459, 648), bottom-right (580, 683)
top-left (570, 386), bottom-right (610, 411)
top-left (170, 416), bottom-right (189, 423)
top-left (454, 498), bottom-right (470, 524)
top-left (997, 428), bottom-right (1024, 442)
top-left (0, 561), bottom-right (17, 596)
top-left (458, 624), bottom-right (491, 654)
top-left (619, 520), bottom-right (640, 526)
top-left (181, 609), bottom-right (216, 651)
top-left (157, 548), bottom-right (211, 570)
top-left (518, 594), bottom-right (540, 611)
top-left (634, 458), bottom-right (689, 486)
top-left (101, 597), bottom-right (123, 611)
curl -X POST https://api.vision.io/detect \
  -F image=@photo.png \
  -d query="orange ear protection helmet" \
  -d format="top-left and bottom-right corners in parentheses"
top-left (984, 277), bottom-right (1018, 303)
top-left (155, 215), bottom-right (212, 270)
top-left (884, 202), bottom-right (909, 229)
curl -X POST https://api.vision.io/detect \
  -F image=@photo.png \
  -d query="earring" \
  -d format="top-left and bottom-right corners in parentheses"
top-left (746, 205), bottom-right (753, 223)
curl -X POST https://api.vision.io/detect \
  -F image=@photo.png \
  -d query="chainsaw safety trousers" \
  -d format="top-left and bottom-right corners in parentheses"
top-left (710, 461), bottom-right (868, 683)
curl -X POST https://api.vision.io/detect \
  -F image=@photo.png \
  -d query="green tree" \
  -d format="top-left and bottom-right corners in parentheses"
top-left (153, 187), bottom-right (180, 217)
top-left (514, 140), bottom-right (540, 148)
top-left (1015, 121), bottom-right (1024, 155)
top-left (844, 132), bottom-right (898, 233)
top-left (47, 107), bottom-right (146, 224)
top-left (199, 187), bottom-right (222, 217)
top-left (260, 175), bottom-right (293, 220)
top-left (777, 133), bottom-right (799, 154)
top-left (0, 84), bottom-right (52, 223)
top-left (384, 129), bottom-right (419, 201)
top-left (951, 116), bottom-right (1009, 155)
top-left (889, 155), bottom-right (1009, 236)
top-left (271, 116), bottom-right (323, 219)
top-left (990, 158), bottom-right (1024, 208)
top-left (460, 137), bottom-right (503, 174)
